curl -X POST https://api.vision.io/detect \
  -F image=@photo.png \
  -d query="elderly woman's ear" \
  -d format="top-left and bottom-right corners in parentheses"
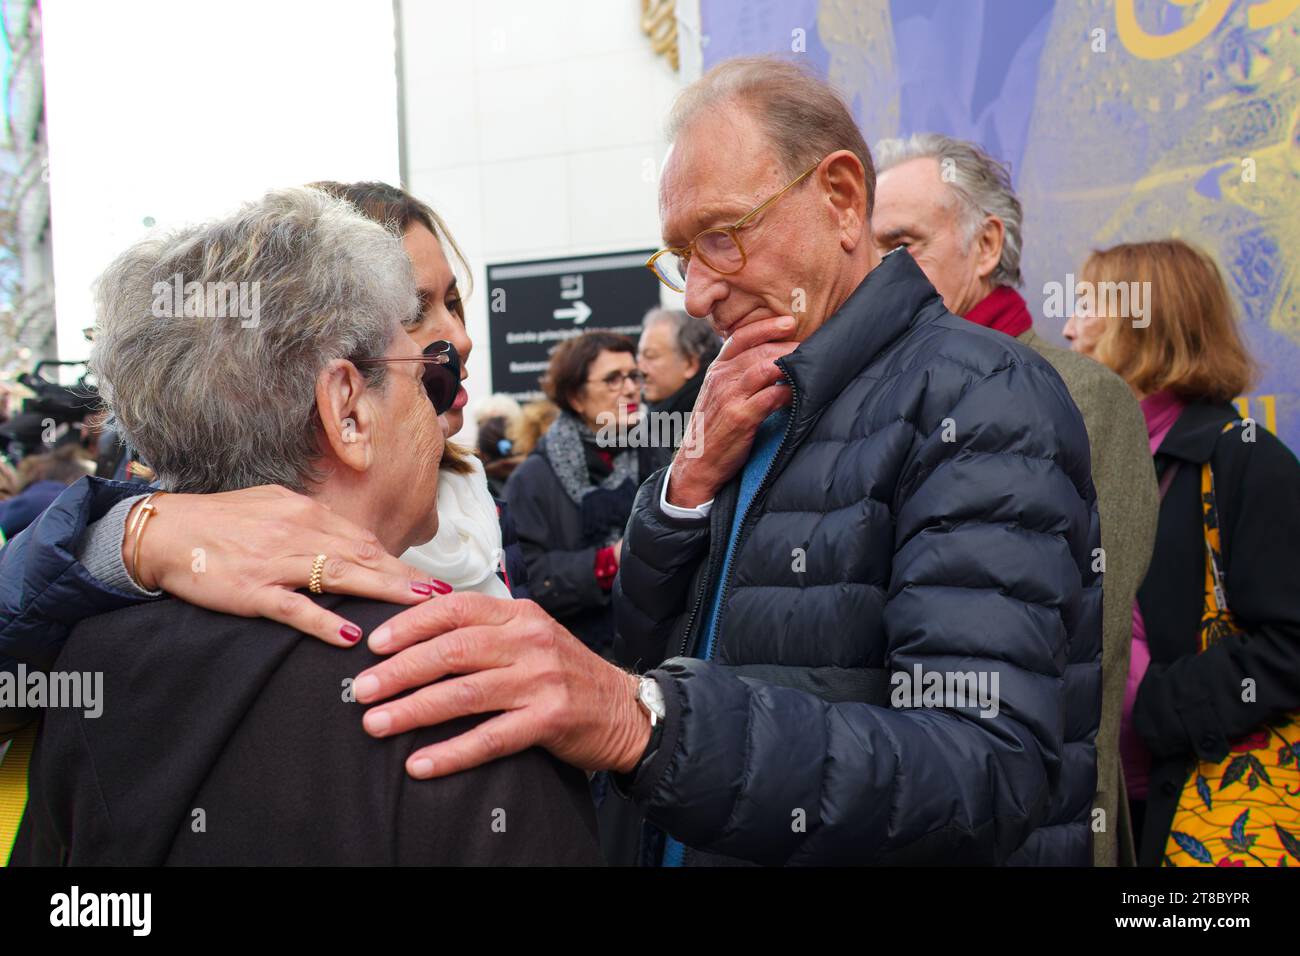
top-left (315, 358), bottom-right (379, 472)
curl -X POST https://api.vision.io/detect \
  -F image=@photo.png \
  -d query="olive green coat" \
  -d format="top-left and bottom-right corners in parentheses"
top-left (1017, 328), bottom-right (1159, 865)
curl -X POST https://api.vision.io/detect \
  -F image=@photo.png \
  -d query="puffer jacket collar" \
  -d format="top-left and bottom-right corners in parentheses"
top-left (777, 248), bottom-right (943, 430)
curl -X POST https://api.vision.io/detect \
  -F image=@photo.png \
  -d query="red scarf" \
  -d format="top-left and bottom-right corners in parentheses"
top-left (963, 286), bottom-right (1033, 338)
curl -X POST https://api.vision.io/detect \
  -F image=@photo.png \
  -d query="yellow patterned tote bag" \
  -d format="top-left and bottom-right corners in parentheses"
top-left (1164, 425), bottom-right (1300, 866)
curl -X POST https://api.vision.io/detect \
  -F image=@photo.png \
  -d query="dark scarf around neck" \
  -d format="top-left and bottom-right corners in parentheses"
top-left (543, 411), bottom-right (641, 547)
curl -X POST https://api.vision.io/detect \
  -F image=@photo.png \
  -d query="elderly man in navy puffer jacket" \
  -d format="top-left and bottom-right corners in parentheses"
top-left (607, 55), bottom-right (1102, 866)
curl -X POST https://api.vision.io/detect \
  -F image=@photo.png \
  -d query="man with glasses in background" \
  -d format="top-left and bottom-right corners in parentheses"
top-left (636, 307), bottom-right (721, 473)
top-left (351, 56), bottom-right (1103, 866)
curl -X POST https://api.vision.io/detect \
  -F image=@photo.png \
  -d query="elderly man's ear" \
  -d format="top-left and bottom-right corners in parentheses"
top-left (315, 359), bottom-right (378, 471)
top-left (822, 150), bottom-right (870, 251)
top-left (973, 216), bottom-right (1005, 283)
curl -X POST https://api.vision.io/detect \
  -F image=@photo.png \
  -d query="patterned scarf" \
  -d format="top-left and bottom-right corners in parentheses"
top-left (543, 411), bottom-right (640, 547)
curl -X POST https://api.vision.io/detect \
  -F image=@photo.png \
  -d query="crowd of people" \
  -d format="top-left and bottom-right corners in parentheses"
top-left (1, 54), bottom-right (1297, 868)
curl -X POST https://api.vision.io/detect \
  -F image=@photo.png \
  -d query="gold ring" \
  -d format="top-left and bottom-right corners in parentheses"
top-left (309, 553), bottom-right (328, 594)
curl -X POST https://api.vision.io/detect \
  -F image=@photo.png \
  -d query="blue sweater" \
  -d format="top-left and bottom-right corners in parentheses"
top-left (662, 408), bottom-right (790, 867)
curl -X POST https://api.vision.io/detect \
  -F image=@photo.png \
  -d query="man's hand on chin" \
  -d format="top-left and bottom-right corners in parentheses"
top-left (666, 313), bottom-right (798, 508)
top-left (351, 593), bottom-right (652, 779)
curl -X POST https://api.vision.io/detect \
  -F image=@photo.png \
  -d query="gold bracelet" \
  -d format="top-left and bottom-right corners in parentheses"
top-left (125, 491), bottom-right (165, 589)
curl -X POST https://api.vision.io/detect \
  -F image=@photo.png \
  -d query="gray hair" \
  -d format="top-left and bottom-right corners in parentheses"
top-left (92, 186), bottom-right (417, 493)
top-left (666, 55), bottom-right (876, 216)
top-left (642, 307), bottom-right (721, 366)
top-left (874, 133), bottom-right (1023, 288)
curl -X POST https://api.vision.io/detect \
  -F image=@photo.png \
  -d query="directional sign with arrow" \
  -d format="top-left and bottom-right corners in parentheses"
top-left (553, 300), bottom-right (592, 324)
top-left (487, 250), bottom-right (662, 400)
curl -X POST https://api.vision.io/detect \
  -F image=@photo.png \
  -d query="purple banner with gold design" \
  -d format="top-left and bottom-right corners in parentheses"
top-left (702, 0), bottom-right (1300, 451)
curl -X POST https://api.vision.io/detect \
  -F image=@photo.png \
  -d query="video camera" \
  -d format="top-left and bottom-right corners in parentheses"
top-left (0, 360), bottom-right (100, 461)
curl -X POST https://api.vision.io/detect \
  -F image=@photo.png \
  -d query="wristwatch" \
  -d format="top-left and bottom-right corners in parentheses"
top-left (635, 675), bottom-right (666, 727)
top-left (612, 675), bottom-right (666, 795)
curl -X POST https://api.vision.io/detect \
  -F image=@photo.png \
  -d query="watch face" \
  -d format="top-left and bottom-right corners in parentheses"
top-left (639, 677), bottom-right (666, 719)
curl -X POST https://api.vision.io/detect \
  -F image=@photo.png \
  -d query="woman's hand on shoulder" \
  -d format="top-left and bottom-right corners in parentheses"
top-left (130, 485), bottom-right (447, 646)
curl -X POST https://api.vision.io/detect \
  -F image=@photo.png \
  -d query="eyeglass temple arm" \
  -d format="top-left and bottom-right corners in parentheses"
top-left (732, 161), bottom-right (822, 230)
top-left (356, 356), bottom-right (451, 365)
top-left (645, 158), bottom-right (823, 276)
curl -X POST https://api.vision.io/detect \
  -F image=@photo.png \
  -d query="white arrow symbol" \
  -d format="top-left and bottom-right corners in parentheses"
top-left (553, 300), bottom-right (592, 325)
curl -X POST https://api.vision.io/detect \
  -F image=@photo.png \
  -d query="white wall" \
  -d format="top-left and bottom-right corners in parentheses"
top-left (399, 0), bottom-right (687, 436)
top-left (41, 0), bottom-right (401, 364)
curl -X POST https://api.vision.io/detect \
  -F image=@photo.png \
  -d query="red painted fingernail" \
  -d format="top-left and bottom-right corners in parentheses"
top-left (431, 579), bottom-right (453, 595)
top-left (411, 581), bottom-right (434, 595)
top-left (340, 623), bottom-right (362, 644)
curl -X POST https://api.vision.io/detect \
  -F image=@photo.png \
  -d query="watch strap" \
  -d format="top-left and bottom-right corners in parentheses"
top-left (610, 718), bottom-right (663, 798)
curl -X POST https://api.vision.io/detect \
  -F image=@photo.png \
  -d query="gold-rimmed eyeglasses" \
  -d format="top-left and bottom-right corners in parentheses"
top-left (646, 157), bottom-right (825, 293)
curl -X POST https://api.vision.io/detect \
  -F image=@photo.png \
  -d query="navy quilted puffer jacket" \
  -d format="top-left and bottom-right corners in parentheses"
top-left (612, 251), bottom-right (1102, 865)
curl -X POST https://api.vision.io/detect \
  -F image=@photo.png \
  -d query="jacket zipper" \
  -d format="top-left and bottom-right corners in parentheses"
top-left (675, 473), bottom-right (733, 658)
top-left (678, 367), bottom-right (801, 662)
top-left (676, 563), bottom-right (711, 658)
top-left (664, 368), bottom-right (799, 870)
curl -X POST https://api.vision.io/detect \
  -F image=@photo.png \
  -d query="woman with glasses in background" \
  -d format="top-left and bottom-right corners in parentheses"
top-left (504, 332), bottom-right (656, 657)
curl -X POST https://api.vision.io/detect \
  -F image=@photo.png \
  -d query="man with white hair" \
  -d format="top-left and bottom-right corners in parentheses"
top-left (873, 133), bottom-right (1160, 865)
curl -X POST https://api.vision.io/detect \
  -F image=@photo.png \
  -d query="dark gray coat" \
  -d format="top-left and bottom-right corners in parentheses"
top-left (505, 435), bottom-right (654, 654)
top-left (14, 594), bottom-right (601, 865)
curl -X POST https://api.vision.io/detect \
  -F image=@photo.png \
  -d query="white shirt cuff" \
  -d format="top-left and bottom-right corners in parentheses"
top-left (658, 462), bottom-right (713, 519)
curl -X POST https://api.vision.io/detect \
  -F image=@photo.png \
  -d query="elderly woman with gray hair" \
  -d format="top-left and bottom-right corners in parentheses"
top-left (11, 187), bottom-right (600, 866)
